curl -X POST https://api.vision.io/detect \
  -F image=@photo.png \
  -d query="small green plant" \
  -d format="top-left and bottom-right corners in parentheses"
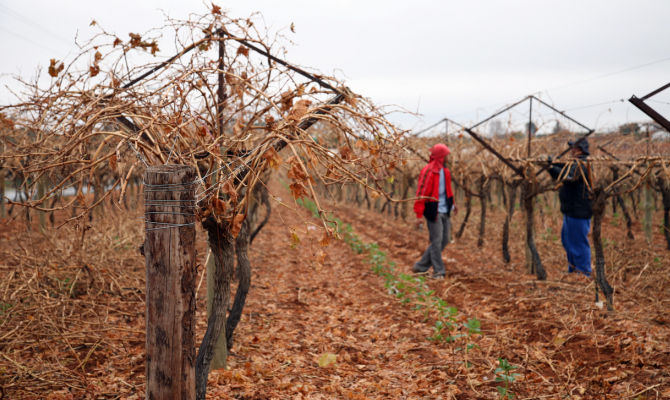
top-left (495, 358), bottom-right (521, 399)
top-left (453, 318), bottom-right (481, 368)
top-left (428, 319), bottom-right (454, 342)
top-left (464, 318), bottom-right (482, 335)
top-left (111, 234), bottom-right (132, 250)
top-left (295, 198), bottom-right (489, 355)
top-left (0, 302), bottom-right (12, 324)
top-left (611, 212), bottom-right (620, 227)
top-left (0, 302), bottom-right (12, 314)
top-left (59, 277), bottom-right (73, 292)
top-left (541, 227), bottom-right (558, 242)
top-left (296, 197), bottom-right (320, 219)
top-left (602, 238), bottom-right (616, 248)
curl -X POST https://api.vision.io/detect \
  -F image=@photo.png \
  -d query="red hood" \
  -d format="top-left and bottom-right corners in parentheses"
top-left (428, 143), bottom-right (450, 170)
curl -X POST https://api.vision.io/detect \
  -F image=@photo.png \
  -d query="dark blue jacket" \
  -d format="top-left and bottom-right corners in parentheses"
top-left (548, 157), bottom-right (592, 219)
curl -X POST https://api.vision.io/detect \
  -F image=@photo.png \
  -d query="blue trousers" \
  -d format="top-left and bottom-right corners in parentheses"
top-left (561, 215), bottom-right (591, 276)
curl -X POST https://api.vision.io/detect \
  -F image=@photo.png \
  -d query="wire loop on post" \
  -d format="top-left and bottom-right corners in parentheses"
top-left (143, 179), bottom-right (197, 231)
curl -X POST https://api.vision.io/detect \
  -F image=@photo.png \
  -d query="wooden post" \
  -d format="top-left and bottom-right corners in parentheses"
top-left (144, 165), bottom-right (197, 400)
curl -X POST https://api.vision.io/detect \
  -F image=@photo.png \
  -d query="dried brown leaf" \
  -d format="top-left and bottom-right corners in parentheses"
top-left (48, 59), bottom-right (64, 77)
top-left (230, 213), bottom-right (245, 238)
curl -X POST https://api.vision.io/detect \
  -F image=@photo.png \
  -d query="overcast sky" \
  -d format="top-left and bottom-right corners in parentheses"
top-left (1, 0), bottom-right (669, 134)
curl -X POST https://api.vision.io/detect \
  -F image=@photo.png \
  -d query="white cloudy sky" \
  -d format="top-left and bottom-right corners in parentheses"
top-left (1, 0), bottom-right (669, 134)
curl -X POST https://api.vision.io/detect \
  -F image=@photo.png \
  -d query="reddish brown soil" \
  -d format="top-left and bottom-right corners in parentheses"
top-left (0, 184), bottom-right (669, 399)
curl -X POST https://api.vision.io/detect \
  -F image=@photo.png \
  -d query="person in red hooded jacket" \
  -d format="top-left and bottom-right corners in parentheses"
top-left (412, 143), bottom-right (456, 279)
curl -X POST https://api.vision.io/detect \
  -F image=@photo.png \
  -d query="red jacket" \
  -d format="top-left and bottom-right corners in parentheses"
top-left (413, 144), bottom-right (454, 219)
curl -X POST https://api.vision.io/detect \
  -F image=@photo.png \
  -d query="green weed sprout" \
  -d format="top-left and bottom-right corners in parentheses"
top-left (495, 358), bottom-right (521, 399)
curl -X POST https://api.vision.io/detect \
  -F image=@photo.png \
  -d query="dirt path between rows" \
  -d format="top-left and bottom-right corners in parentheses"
top-left (0, 183), bottom-right (668, 399)
top-left (209, 185), bottom-right (670, 399)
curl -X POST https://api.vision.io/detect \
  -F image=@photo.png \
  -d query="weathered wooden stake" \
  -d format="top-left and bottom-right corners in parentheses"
top-left (144, 165), bottom-right (196, 400)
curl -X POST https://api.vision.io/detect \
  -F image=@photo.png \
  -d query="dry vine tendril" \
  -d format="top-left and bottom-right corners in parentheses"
top-left (2, 8), bottom-right (409, 235)
top-left (1, 8), bottom-right (414, 399)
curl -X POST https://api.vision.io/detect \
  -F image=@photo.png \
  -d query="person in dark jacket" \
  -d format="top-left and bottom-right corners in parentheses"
top-left (547, 138), bottom-right (592, 276)
top-left (412, 143), bottom-right (456, 279)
